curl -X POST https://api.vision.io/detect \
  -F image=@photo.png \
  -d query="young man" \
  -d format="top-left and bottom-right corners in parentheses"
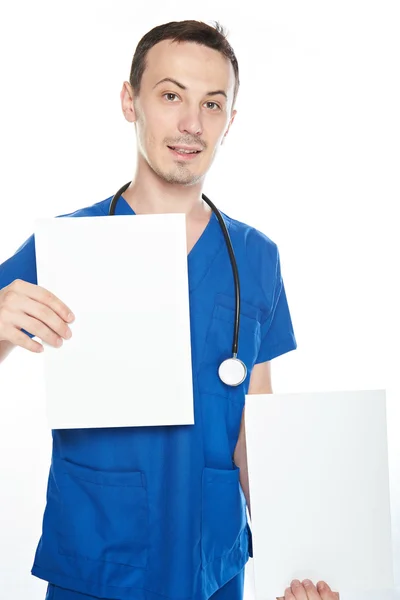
top-left (0, 20), bottom-right (339, 600)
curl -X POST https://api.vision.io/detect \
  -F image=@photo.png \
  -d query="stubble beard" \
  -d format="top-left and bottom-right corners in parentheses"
top-left (153, 160), bottom-right (204, 186)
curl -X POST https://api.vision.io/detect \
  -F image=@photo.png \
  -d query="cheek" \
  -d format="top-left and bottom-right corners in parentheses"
top-left (136, 109), bottom-right (164, 148)
top-left (137, 126), bottom-right (160, 160)
top-left (207, 126), bottom-right (226, 153)
top-left (149, 120), bottom-right (171, 153)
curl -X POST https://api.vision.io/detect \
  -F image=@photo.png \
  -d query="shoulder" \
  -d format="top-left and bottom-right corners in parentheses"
top-left (220, 211), bottom-right (282, 310)
top-left (0, 197), bottom-right (112, 289)
top-left (55, 196), bottom-right (111, 219)
top-left (221, 211), bottom-right (279, 267)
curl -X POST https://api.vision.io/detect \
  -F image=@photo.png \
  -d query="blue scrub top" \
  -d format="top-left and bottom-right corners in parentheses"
top-left (0, 195), bottom-right (297, 600)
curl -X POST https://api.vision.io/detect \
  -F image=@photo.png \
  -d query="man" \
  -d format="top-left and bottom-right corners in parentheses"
top-left (0, 20), bottom-right (339, 600)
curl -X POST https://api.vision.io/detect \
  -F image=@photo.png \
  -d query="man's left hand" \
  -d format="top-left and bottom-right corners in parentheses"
top-left (276, 579), bottom-right (339, 600)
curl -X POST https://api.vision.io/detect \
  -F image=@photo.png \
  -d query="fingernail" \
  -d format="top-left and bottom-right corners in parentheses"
top-left (303, 579), bottom-right (312, 586)
top-left (291, 579), bottom-right (300, 587)
top-left (67, 312), bottom-right (75, 322)
top-left (317, 581), bottom-right (326, 591)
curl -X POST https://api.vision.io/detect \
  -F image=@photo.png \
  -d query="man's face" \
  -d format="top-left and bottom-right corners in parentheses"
top-left (122, 39), bottom-right (237, 186)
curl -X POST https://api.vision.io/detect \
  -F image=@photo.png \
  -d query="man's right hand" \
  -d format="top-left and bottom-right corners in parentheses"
top-left (0, 279), bottom-right (75, 353)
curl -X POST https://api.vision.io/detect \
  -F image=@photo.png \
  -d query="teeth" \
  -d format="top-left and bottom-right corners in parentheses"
top-left (172, 148), bottom-right (198, 154)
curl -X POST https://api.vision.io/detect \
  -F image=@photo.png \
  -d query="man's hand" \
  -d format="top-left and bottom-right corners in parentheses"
top-left (0, 279), bottom-right (74, 353)
top-left (277, 579), bottom-right (339, 600)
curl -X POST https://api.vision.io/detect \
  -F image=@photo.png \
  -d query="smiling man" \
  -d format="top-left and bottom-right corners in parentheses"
top-left (0, 19), bottom-right (337, 600)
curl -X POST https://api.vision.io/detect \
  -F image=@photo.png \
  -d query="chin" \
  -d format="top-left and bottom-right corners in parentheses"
top-left (166, 173), bottom-right (201, 186)
top-left (152, 162), bottom-right (204, 186)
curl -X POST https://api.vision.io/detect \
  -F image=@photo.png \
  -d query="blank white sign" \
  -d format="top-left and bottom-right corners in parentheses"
top-left (34, 213), bottom-right (194, 429)
top-left (244, 390), bottom-right (394, 599)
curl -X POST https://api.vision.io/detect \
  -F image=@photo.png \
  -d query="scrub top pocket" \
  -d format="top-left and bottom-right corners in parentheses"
top-left (201, 465), bottom-right (247, 566)
top-left (197, 294), bottom-right (261, 397)
top-left (55, 457), bottom-right (149, 568)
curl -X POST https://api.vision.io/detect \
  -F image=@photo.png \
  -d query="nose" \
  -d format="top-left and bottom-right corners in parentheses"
top-left (177, 105), bottom-right (203, 138)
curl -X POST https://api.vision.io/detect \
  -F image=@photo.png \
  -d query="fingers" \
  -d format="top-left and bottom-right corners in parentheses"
top-left (277, 580), bottom-right (339, 600)
top-left (18, 297), bottom-right (72, 344)
top-left (0, 324), bottom-right (43, 354)
top-left (316, 581), bottom-right (340, 599)
top-left (12, 279), bottom-right (74, 323)
top-left (288, 580), bottom-right (308, 600)
top-left (0, 280), bottom-right (75, 352)
top-left (1, 297), bottom-right (70, 349)
top-left (13, 310), bottom-right (68, 348)
top-left (301, 580), bottom-right (324, 599)
top-left (275, 588), bottom-right (296, 600)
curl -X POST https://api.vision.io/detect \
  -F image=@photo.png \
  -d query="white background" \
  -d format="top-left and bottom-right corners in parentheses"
top-left (0, 1), bottom-right (399, 599)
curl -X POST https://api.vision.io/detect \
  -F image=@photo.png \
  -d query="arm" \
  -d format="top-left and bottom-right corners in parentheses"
top-left (233, 360), bottom-right (273, 519)
top-left (235, 366), bottom-right (339, 600)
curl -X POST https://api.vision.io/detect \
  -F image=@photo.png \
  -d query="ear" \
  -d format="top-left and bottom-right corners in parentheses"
top-left (221, 109), bottom-right (237, 145)
top-left (120, 81), bottom-right (137, 123)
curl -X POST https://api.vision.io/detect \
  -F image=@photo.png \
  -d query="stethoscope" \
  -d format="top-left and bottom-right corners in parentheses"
top-left (109, 182), bottom-right (247, 387)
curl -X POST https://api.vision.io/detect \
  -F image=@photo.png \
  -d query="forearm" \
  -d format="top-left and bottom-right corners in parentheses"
top-left (237, 453), bottom-right (251, 520)
top-left (234, 362), bottom-right (273, 521)
top-left (233, 414), bottom-right (252, 519)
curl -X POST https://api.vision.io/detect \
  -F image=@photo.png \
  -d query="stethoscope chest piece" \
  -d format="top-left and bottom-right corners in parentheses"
top-left (218, 357), bottom-right (247, 387)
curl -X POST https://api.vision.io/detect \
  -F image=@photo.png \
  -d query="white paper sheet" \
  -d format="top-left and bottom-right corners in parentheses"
top-left (34, 213), bottom-right (194, 429)
top-left (244, 390), bottom-right (394, 599)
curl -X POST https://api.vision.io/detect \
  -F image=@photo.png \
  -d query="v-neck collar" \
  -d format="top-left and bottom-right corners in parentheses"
top-left (116, 194), bottom-right (228, 293)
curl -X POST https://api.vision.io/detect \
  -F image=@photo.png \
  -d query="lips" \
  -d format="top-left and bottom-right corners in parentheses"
top-left (167, 145), bottom-right (202, 154)
top-left (167, 146), bottom-right (202, 160)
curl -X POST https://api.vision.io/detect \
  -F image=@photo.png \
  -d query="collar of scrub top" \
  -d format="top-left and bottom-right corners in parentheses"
top-left (108, 181), bottom-right (247, 386)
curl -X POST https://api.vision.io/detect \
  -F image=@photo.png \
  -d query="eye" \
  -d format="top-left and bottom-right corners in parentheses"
top-left (163, 93), bottom-right (179, 102)
top-left (205, 101), bottom-right (221, 111)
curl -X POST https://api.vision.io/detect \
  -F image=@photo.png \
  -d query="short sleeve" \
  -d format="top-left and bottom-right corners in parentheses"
top-left (0, 234), bottom-right (38, 339)
top-left (254, 250), bottom-right (297, 364)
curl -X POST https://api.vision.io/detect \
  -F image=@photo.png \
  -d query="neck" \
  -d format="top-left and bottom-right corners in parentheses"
top-left (122, 154), bottom-right (210, 221)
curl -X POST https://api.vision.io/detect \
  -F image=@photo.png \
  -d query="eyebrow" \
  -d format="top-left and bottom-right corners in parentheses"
top-left (153, 77), bottom-right (227, 100)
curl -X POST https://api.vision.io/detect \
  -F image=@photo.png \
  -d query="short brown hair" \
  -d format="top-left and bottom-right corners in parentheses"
top-left (129, 20), bottom-right (240, 110)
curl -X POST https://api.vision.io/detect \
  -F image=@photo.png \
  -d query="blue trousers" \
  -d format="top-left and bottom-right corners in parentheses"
top-left (45, 569), bottom-right (245, 600)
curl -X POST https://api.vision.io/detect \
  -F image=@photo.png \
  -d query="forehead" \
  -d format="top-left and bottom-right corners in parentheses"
top-left (142, 39), bottom-right (235, 94)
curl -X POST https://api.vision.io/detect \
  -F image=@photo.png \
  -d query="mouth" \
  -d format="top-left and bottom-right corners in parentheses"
top-left (167, 146), bottom-right (202, 160)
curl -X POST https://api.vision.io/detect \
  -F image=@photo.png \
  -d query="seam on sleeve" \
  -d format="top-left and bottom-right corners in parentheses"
top-left (254, 334), bottom-right (297, 364)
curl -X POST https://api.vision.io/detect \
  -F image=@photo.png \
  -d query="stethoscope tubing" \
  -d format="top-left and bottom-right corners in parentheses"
top-left (108, 182), bottom-right (241, 360)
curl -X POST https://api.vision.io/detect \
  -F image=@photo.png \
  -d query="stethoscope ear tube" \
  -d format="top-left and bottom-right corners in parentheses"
top-left (109, 183), bottom-right (244, 387)
top-left (200, 193), bottom-right (241, 359)
top-left (109, 182), bottom-right (131, 217)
